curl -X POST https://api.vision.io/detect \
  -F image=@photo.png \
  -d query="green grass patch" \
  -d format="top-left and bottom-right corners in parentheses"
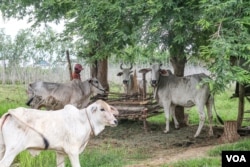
top-left (208, 138), bottom-right (250, 156)
top-left (17, 151), bottom-right (56, 167)
top-left (163, 138), bottom-right (250, 167)
top-left (79, 145), bottom-right (129, 167)
top-left (163, 157), bottom-right (221, 167)
top-left (0, 84), bottom-right (27, 116)
top-left (15, 143), bottom-right (149, 167)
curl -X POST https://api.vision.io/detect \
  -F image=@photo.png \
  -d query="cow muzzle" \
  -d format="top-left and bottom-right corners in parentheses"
top-left (123, 80), bottom-right (128, 85)
top-left (151, 80), bottom-right (157, 87)
top-left (110, 119), bottom-right (118, 127)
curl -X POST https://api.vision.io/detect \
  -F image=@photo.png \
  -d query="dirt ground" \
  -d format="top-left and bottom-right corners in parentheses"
top-left (89, 120), bottom-right (226, 166)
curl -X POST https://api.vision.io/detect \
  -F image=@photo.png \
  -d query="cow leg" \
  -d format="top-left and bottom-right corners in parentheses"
top-left (194, 105), bottom-right (206, 138)
top-left (68, 153), bottom-right (81, 167)
top-left (163, 103), bottom-right (171, 133)
top-left (0, 130), bottom-right (5, 160)
top-left (0, 141), bottom-right (5, 161)
top-left (171, 105), bottom-right (179, 129)
top-left (56, 152), bottom-right (65, 167)
top-left (206, 97), bottom-right (214, 136)
top-left (0, 145), bottom-right (24, 167)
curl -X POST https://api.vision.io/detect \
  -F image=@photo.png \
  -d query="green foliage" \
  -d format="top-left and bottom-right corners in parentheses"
top-left (199, 0), bottom-right (250, 93)
top-left (0, 26), bottom-right (75, 68)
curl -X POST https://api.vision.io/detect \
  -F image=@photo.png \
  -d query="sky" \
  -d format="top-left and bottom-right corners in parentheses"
top-left (0, 12), bottom-right (32, 37)
top-left (0, 12), bottom-right (64, 38)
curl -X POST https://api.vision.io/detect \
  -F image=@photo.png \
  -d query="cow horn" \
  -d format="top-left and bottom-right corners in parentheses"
top-left (129, 63), bottom-right (133, 70)
top-left (120, 63), bottom-right (124, 70)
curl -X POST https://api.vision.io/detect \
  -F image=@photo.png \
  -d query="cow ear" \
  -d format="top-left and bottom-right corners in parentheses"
top-left (110, 106), bottom-right (119, 115)
top-left (90, 106), bottom-right (97, 113)
top-left (139, 68), bottom-right (151, 74)
top-left (160, 69), bottom-right (170, 76)
top-left (117, 72), bottom-right (123, 76)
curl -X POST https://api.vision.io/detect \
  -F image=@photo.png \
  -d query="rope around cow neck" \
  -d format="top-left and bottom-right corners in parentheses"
top-left (85, 109), bottom-right (96, 136)
top-left (89, 81), bottom-right (106, 92)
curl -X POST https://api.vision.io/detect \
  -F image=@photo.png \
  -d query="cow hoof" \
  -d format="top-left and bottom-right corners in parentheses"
top-left (208, 130), bottom-right (214, 137)
top-left (163, 130), bottom-right (169, 133)
top-left (208, 132), bottom-right (214, 137)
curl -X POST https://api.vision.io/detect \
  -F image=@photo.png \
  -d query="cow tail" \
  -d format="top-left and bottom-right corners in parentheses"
top-left (0, 113), bottom-right (11, 130)
top-left (42, 135), bottom-right (49, 149)
top-left (26, 96), bottom-right (34, 106)
top-left (209, 94), bottom-right (224, 125)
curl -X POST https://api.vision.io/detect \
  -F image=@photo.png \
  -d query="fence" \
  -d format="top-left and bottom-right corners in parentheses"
top-left (0, 63), bottom-right (210, 86)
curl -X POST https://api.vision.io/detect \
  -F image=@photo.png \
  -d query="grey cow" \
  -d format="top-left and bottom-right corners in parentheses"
top-left (145, 63), bottom-right (222, 138)
top-left (26, 78), bottom-right (105, 110)
top-left (117, 63), bottom-right (144, 96)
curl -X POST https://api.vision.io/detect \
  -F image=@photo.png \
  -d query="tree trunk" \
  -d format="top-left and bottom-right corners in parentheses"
top-left (90, 59), bottom-right (109, 91)
top-left (237, 83), bottom-right (245, 128)
top-left (90, 60), bottom-right (98, 78)
top-left (170, 52), bottom-right (187, 127)
top-left (97, 59), bottom-right (109, 91)
top-left (219, 121), bottom-right (240, 143)
top-left (66, 50), bottom-right (73, 81)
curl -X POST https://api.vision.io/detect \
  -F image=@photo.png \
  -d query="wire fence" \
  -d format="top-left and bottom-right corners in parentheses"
top-left (0, 62), bottom-right (210, 86)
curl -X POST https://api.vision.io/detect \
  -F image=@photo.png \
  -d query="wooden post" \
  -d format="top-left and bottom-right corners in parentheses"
top-left (138, 69), bottom-right (150, 100)
top-left (237, 83), bottom-right (245, 128)
top-left (142, 72), bottom-right (147, 100)
top-left (66, 50), bottom-right (73, 81)
top-left (219, 120), bottom-right (240, 143)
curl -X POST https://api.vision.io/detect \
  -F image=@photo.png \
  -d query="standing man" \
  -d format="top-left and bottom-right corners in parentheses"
top-left (72, 63), bottom-right (83, 80)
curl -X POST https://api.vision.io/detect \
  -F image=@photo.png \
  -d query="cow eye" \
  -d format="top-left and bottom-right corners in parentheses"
top-left (95, 80), bottom-right (98, 84)
top-left (100, 108), bottom-right (105, 111)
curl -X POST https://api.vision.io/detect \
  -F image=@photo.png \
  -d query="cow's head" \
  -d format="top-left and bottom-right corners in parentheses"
top-left (88, 78), bottom-right (105, 95)
top-left (117, 63), bottom-right (133, 85)
top-left (150, 63), bottom-right (172, 87)
top-left (88, 100), bottom-right (119, 128)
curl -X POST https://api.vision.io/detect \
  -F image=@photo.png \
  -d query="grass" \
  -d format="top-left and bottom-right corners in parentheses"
top-left (0, 84), bottom-right (27, 116)
top-left (16, 144), bottom-right (136, 167)
top-left (163, 157), bottom-right (221, 167)
top-left (208, 138), bottom-right (250, 155)
top-left (163, 138), bottom-right (250, 167)
top-left (1, 84), bottom-right (250, 167)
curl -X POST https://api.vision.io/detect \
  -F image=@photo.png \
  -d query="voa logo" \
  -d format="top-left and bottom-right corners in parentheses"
top-left (222, 151), bottom-right (250, 167)
top-left (226, 155), bottom-right (246, 162)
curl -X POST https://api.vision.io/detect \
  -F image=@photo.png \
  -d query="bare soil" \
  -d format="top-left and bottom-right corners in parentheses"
top-left (89, 120), bottom-right (225, 166)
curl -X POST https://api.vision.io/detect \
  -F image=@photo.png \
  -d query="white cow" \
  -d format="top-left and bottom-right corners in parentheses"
top-left (0, 100), bottom-right (119, 167)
